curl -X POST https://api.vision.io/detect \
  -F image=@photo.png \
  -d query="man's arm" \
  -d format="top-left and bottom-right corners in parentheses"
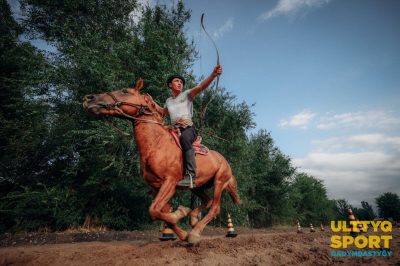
top-left (144, 94), bottom-right (169, 117)
top-left (190, 65), bottom-right (222, 98)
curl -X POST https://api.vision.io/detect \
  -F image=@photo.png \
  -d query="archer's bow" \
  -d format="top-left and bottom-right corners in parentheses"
top-left (200, 13), bottom-right (220, 124)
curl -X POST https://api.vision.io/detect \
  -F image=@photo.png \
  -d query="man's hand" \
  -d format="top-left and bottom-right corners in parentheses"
top-left (190, 65), bottom-right (223, 98)
top-left (213, 65), bottom-right (223, 77)
top-left (144, 93), bottom-right (156, 109)
top-left (145, 93), bottom-right (168, 117)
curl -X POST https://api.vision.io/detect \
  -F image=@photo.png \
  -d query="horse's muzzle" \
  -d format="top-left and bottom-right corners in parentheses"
top-left (82, 94), bottom-right (107, 113)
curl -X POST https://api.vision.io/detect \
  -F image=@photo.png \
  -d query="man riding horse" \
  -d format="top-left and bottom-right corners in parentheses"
top-left (83, 66), bottom-right (240, 244)
top-left (145, 65), bottom-right (223, 189)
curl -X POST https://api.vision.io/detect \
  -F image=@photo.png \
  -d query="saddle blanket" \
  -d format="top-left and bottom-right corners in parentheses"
top-left (170, 131), bottom-right (209, 155)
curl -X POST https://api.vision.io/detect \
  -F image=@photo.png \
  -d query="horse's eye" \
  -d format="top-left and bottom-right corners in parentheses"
top-left (122, 89), bottom-right (128, 93)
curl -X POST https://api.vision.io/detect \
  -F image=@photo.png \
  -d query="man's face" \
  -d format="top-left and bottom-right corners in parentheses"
top-left (169, 78), bottom-right (184, 92)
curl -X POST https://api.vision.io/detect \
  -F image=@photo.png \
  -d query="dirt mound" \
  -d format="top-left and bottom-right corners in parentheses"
top-left (1, 227), bottom-right (398, 266)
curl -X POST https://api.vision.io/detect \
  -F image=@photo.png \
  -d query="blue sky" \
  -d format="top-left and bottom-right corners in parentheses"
top-left (8, 0), bottom-right (400, 212)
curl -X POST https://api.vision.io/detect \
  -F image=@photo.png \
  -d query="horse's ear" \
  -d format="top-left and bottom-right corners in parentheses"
top-left (135, 78), bottom-right (143, 91)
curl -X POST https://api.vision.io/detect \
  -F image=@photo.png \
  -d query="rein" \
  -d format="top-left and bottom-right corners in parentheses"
top-left (101, 92), bottom-right (165, 135)
top-left (196, 128), bottom-right (228, 142)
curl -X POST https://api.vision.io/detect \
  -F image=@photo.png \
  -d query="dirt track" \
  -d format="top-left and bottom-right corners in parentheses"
top-left (1, 227), bottom-right (398, 266)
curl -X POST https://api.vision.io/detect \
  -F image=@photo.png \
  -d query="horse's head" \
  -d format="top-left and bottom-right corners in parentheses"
top-left (83, 79), bottom-right (147, 118)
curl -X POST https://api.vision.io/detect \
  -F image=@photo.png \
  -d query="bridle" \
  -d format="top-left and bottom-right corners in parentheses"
top-left (99, 92), bottom-right (165, 136)
top-left (104, 92), bottom-right (152, 118)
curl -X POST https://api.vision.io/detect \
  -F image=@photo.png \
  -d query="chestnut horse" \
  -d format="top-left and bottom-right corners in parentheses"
top-left (82, 79), bottom-right (241, 244)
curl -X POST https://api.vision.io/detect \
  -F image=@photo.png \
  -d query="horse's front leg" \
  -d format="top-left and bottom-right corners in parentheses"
top-left (149, 179), bottom-right (191, 225)
top-left (160, 203), bottom-right (189, 241)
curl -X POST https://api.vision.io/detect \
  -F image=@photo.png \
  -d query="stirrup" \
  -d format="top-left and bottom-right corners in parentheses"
top-left (177, 172), bottom-right (196, 188)
top-left (189, 173), bottom-right (194, 189)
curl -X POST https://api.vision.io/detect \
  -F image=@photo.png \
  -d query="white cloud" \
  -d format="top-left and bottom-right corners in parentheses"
top-left (311, 133), bottom-right (400, 153)
top-left (213, 18), bottom-right (234, 40)
top-left (278, 109), bottom-right (316, 129)
top-left (316, 122), bottom-right (335, 129)
top-left (317, 110), bottom-right (400, 130)
top-left (311, 138), bottom-right (342, 152)
top-left (258, 0), bottom-right (331, 22)
top-left (348, 134), bottom-right (400, 152)
top-left (293, 151), bottom-right (400, 210)
top-left (299, 133), bottom-right (400, 211)
top-left (280, 109), bottom-right (400, 131)
top-left (294, 152), bottom-right (399, 172)
top-left (283, 109), bottom-right (400, 210)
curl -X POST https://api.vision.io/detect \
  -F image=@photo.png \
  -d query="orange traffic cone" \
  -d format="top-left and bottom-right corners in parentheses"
top-left (226, 214), bottom-right (237, 238)
top-left (320, 221), bottom-right (325, 231)
top-left (310, 223), bottom-right (316, 232)
top-left (296, 220), bottom-right (303, 234)
top-left (348, 207), bottom-right (360, 237)
top-left (159, 224), bottom-right (177, 241)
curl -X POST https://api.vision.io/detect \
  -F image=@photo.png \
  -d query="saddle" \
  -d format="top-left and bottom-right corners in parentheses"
top-left (170, 130), bottom-right (209, 155)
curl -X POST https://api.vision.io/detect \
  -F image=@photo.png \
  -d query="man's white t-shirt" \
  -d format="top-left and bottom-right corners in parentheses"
top-left (164, 90), bottom-right (194, 126)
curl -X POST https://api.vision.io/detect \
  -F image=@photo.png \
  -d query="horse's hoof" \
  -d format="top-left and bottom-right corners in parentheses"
top-left (188, 242), bottom-right (200, 247)
top-left (188, 232), bottom-right (200, 245)
top-left (177, 205), bottom-right (191, 216)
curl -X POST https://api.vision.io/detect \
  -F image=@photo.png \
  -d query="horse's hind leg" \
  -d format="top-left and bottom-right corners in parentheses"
top-left (190, 188), bottom-right (213, 228)
top-left (188, 177), bottom-right (229, 244)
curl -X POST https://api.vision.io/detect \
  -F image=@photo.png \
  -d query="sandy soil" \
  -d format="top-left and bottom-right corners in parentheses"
top-left (1, 226), bottom-right (398, 266)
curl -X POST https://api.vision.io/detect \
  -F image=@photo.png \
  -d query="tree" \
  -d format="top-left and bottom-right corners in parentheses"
top-left (332, 198), bottom-right (349, 221)
top-left (239, 129), bottom-right (296, 227)
top-left (375, 192), bottom-right (400, 221)
top-left (1, 0), bottom-right (199, 232)
top-left (356, 201), bottom-right (375, 221)
top-left (0, 0), bottom-right (51, 186)
top-left (291, 173), bottom-right (335, 225)
top-left (0, 0), bottom-right (54, 232)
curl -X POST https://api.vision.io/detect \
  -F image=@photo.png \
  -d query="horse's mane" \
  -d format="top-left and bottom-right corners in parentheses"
top-left (139, 93), bottom-right (168, 126)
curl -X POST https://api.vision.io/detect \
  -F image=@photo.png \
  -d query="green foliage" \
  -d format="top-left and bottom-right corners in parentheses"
top-left (375, 192), bottom-right (400, 220)
top-left (1, 0), bottom-right (197, 233)
top-left (0, 184), bottom-right (84, 232)
top-left (240, 130), bottom-right (295, 227)
top-left (290, 173), bottom-right (335, 226)
top-left (354, 201), bottom-right (375, 221)
top-left (1, 0), bottom-right (51, 185)
top-left (332, 198), bottom-right (349, 221)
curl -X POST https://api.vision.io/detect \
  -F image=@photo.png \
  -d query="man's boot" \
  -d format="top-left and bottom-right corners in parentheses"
top-left (177, 149), bottom-right (196, 188)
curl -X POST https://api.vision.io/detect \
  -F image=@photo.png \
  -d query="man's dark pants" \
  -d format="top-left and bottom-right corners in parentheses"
top-left (179, 126), bottom-right (197, 151)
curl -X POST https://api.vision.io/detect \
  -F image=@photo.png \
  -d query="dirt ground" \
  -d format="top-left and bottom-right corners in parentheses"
top-left (0, 225), bottom-right (398, 266)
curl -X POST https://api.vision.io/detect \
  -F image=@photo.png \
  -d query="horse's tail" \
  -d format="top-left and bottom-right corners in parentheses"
top-left (226, 175), bottom-right (242, 205)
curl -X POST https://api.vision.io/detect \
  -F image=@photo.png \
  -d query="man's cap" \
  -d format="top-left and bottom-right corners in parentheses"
top-left (167, 75), bottom-right (185, 87)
